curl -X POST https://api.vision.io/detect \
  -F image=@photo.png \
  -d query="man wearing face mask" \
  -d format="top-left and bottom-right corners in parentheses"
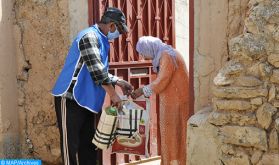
top-left (51, 7), bottom-right (132, 165)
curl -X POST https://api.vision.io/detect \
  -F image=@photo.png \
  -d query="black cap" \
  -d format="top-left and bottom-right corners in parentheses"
top-left (101, 7), bottom-right (128, 34)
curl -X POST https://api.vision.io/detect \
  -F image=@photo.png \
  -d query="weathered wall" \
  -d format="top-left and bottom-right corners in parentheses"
top-left (0, 0), bottom-right (20, 158)
top-left (194, 0), bottom-right (249, 111)
top-left (14, 0), bottom-right (70, 164)
top-left (187, 107), bottom-right (221, 165)
top-left (188, 0), bottom-right (279, 164)
top-left (175, 0), bottom-right (189, 70)
top-left (68, 0), bottom-right (88, 41)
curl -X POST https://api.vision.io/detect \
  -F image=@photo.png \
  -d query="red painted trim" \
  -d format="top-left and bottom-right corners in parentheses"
top-left (189, 0), bottom-right (194, 116)
top-left (88, 0), bottom-right (93, 25)
top-left (172, 0), bottom-right (176, 48)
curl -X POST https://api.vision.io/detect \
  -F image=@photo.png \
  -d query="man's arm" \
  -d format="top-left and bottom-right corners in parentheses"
top-left (108, 73), bottom-right (133, 96)
top-left (78, 32), bottom-right (121, 104)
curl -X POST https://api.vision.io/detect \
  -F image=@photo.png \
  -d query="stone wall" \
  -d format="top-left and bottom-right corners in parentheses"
top-left (188, 0), bottom-right (279, 164)
top-left (14, 0), bottom-right (70, 164)
top-left (194, 0), bottom-right (249, 111)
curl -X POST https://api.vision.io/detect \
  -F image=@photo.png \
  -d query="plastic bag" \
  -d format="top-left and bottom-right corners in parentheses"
top-left (112, 98), bottom-right (150, 157)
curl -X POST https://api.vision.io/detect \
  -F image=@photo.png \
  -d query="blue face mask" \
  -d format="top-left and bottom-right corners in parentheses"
top-left (107, 25), bottom-right (120, 40)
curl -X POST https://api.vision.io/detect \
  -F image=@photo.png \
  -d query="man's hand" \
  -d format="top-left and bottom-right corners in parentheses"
top-left (110, 94), bottom-right (124, 110)
top-left (131, 88), bottom-right (143, 99)
top-left (110, 93), bottom-right (122, 105)
top-left (102, 84), bottom-right (123, 108)
top-left (116, 79), bottom-right (133, 96)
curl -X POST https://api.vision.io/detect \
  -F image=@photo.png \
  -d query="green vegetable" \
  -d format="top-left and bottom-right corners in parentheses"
top-left (106, 106), bottom-right (118, 116)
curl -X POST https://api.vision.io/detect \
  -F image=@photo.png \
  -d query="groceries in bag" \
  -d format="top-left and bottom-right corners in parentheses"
top-left (92, 106), bottom-right (118, 150)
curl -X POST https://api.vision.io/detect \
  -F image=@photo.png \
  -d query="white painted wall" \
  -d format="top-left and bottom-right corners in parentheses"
top-left (69, 0), bottom-right (89, 41)
top-left (175, 0), bottom-right (189, 70)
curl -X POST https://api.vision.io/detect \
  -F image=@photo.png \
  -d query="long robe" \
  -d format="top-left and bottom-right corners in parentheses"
top-left (149, 51), bottom-right (189, 165)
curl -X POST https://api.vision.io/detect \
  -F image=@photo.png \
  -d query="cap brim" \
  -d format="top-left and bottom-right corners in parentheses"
top-left (120, 23), bottom-right (128, 34)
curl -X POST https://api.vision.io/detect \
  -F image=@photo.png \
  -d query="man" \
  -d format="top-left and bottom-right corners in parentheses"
top-left (52, 7), bottom-right (132, 165)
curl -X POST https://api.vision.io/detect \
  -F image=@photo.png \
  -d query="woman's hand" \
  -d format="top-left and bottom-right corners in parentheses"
top-left (116, 79), bottom-right (134, 96)
top-left (131, 88), bottom-right (144, 99)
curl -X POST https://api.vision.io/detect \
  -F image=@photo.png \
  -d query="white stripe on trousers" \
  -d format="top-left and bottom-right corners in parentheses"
top-left (61, 97), bottom-right (69, 165)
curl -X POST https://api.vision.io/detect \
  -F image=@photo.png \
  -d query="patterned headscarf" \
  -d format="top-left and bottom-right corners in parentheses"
top-left (136, 36), bottom-right (177, 73)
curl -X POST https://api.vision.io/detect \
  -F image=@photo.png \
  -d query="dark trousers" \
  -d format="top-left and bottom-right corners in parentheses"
top-left (54, 96), bottom-right (98, 165)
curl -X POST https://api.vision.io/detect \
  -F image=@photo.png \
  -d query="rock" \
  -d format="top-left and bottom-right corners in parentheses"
top-left (268, 84), bottom-right (276, 102)
top-left (221, 60), bottom-right (245, 75)
top-left (208, 111), bottom-right (257, 126)
top-left (221, 151), bottom-right (250, 165)
top-left (265, 5), bottom-right (279, 24)
top-left (220, 144), bottom-right (235, 155)
top-left (259, 62), bottom-right (273, 77)
top-left (251, 150), bottom-right (263, 165)
top-left (247, 2), bottom-right (279, 25)
top-left (256, 103), bottom-right (277, 129)
top-left (187, 108), bottom-right (222, 165)
top-left (247, 62), bottom-right (272, 78)
top-left (234, 76), bottom-right (263, 87)
top-left (247, 62), bottom-right (261, 78)
top-left (229, 33), bottom-right (266, 60)
top-left (213, 87), bottom-right (268, 99)
top-left (251, 97), bottom-right (263, 105)
top-left (269, 129), bottom-right (278, 150)
top-left (244, 4), bottom-right (266, 33)
top-left (273, 27), bottom-right (279, 42)
top-left (32, 0), bottom-right (51, 4)
top-left (264, 23), bottom-right (276, 35)
top-left (265, 37), bottom-right (276, 54)
top-left (244, 17), bottom-right (259, 34)
top-left (274, 43), bottom-right (279, 55)
top-left (230, 112), bottom-right (257, 126)
top-left (270, 69), bottom-right (279, 84)
top-left (213, 61), bottom-right (244, 86)
top-left (188, 107), bottom-right (213, 127)
top-left (208, 111), bottom-right (230, 126)
top-left (246, 62), bottom-right (260, 77)
top-left (227, 0), bottom-right (250, 38)
top-left (214, 99), bottom-right (251, 111)
top-left (257, 153), bottom-right (279, 165)
top-left (213, 73), bottom-right (234, 86)
top-left (275, 118), bottom-right (279, 131)
top-left (273, 101), bottom-right (279, 107)
top-left (220, 126), bottom-right (268, 151)
top-left (268, 53), bottom-right (279, 67)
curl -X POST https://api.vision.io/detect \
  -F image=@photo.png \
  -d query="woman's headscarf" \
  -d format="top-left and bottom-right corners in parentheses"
top-left (136, 36), bottom-right (177, 73)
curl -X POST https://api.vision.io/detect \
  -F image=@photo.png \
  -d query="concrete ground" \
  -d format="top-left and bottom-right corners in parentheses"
top-left (121, 156), bottom-right (161, 165)
top-left (138, 159), bottom-right (161, 165)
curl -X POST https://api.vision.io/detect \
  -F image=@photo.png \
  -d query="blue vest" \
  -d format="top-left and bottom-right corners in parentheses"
top-left (52, 25), bottom-right (110, 113)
